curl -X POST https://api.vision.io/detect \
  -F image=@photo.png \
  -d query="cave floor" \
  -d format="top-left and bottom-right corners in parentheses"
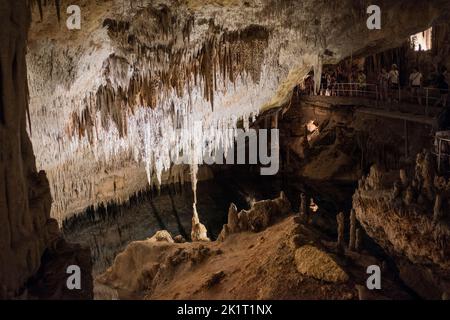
top-left (95, 214), bottom-right (413, 300)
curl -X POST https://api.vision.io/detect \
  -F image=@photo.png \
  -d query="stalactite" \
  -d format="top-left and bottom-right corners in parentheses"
top-left (0, 61), bottom-right (3, 125)
top-left (37, 0), bottom-right (43, 21)
top-left (189, 162), bottom-right (209, 242)
top-left (355, 228), bottom-right (363, 252)
top-left (337, 212), bottom-right (345, 253)
top-left (313, 54), bottom-right (323, 95)
top-left (55, 0), bottom-right (61, 22)
top-left (31, 0), bottom-right (61, 22)
top-left (349, 209), bottom-right (356, 251)
top-left (191, 162), bottom-right (199, 219)
top-left (433, 194), bottom-right (443, 223)
top-left (299, 193), bottom-right (308, 222)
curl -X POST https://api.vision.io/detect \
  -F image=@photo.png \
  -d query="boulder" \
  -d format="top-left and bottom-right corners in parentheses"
top-left (149, 230), bottom-right (174, 243)
top-left (294, 245), bottom-right (349, 283)
top-left (173, 235), bottom-right (186, 243)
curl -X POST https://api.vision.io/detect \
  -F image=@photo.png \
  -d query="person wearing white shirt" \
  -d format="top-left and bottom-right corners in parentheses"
top-left (388, 64), bottom-right (400, 102)
top-left (409, 67), bottom-right (423, 105)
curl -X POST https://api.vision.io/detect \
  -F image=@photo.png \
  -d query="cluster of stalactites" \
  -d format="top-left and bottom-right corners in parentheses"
top-left (30, 33), bottom-right (284, 220)
top-left (60, 19), bottom-right (272, 190)
top-left (47, 93), bottom-right (260, 222)
top-left (29, 4), bottom-right (307, 221)
top-left (66, 21), bottom-right (270, 142)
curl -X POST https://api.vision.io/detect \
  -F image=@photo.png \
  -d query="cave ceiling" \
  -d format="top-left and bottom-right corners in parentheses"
top-left (26, 0), bottom-right (450, 221)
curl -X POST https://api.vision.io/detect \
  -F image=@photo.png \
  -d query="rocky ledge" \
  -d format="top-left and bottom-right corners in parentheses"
top-left (353, 151), bottom-right (450, 299)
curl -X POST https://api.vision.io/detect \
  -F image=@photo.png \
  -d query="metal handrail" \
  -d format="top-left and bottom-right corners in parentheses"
top-left (400, 86), bottom-right (449, 115)
top-left (309, 81), bottom-right (449, 115)
top-left (316, 82), bottom-right (379, 107)
top-left (319, 82), bottom-right (378, 95)
top-left (435, 134), bottom-right (450, 173)
top-left (324, 82), bottom-right (378, 87)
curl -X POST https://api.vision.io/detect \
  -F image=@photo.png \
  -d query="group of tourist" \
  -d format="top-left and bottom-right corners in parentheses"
top-left (301, 63), bottom-right (449, 108)
top-left (378, 64), bottom-right (449, 107)
top-left (317, 66), bottom-right (368, 97)
top-left (301, 65), bottom-right (380, 97)
top-left (377, 64), bottom-right (400, 103)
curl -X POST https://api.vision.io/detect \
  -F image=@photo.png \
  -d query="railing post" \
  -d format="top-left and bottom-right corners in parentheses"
top-left (375, 85), bottom-right (379, 108)
top-left (404, 120), bottom-right (409, 159)
top-left (438, 138), bottom-right (442, 173)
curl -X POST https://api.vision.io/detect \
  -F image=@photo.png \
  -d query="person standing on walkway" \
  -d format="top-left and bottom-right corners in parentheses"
top-left (435, 66), bottom-right (449, 108)
top-left (388, 64), bottom-right (400, 103)
top-left (378, 68), bottom-right (389, 101)
top-left (409, 67), bottom-right (423, 105)
top-left (357, 70), bottom-right (367, 97)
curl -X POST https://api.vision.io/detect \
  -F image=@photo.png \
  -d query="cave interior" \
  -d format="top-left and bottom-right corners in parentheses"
top-left (0, 0), bottom-right (450, 301)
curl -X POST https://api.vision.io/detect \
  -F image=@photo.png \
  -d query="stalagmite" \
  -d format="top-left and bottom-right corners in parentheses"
top-left (238, 211), bottom-right (249, 231)
top-left (337, 212), bottom-right (345, 253)
top-left (404, 186), bottom-right (415, 206)
top-left (355, 228), bottom-right (363, 252)
top-left (433, 194), bottom-right (443, 223)
top-left (309, 198), bottom-right (319, 214)
top-left (313, 54), bottom-right (323, 95)
top-left (356, 285), bottom-right (368, 300)
top-left (392, 181), bottom-right (402, 199)
top-left (299, 193), bottom-right (308, 222)
top-left (399, 168), bottom-right (408, 186)
top-left (227, 203), bottom-right (239, 233)
top-left (349, 209), bottom-right (356, 251)
top-left (190, 163), bottom-right (210, 242)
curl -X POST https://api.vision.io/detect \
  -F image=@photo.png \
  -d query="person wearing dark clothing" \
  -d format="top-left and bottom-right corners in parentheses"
top-left (437, 107), bottom-right (450, 130)
top-left (435, 66), bottom-right (449, 108)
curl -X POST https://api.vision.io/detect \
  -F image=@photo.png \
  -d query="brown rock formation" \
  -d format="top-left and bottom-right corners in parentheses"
top-left (336, 212), bottom-right (345, 252)
top-left (0, 0), bottom-right (53, 297)
top-left (96, 195), bottom-right (411, 300)
top-left (0, 1), bottom-right (92, 299)
top-left (349, 209), bottom-right (357, 251)
top-left (353, 155), bottom-right (450, 299)
top-left (218, 191), bottom-right (291, 240)
top-left (149, 230), bottom-right (174, 243)
top-left (294, 245), bottom-right (349, 283)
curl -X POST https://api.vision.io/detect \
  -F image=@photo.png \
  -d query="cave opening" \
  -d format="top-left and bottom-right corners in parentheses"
top-left (411, 27), bottom-right (433, 52)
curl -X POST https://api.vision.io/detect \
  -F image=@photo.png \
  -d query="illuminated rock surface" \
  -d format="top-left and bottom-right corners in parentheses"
top-left (27, 0), bottom-right (450, 221)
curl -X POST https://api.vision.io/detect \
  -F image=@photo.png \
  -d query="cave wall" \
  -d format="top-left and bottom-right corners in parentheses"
top-left (353, 160), bottom-right (450, 298)
top-left (0, 0), bottom-right (53, 298)
top-left (364, 20), bottom-right (450, 87)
